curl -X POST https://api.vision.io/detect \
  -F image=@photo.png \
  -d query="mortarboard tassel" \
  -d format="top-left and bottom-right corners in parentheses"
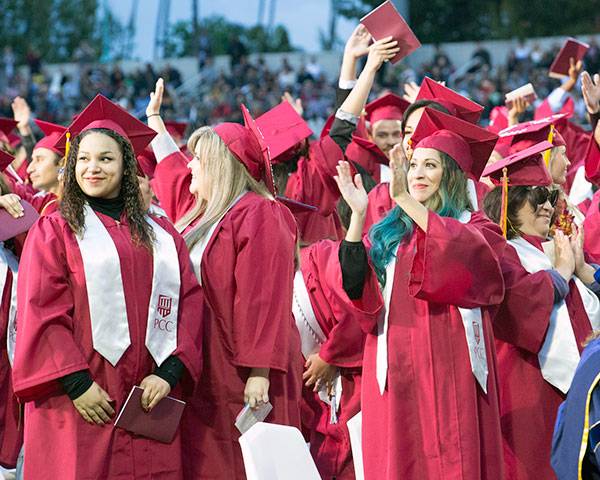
top-left (501, 167), bottom-right (509, 238)
top-left (543, 125), bottom-right (554, 167)
top-left (62, 131), bottom-right (71, 168)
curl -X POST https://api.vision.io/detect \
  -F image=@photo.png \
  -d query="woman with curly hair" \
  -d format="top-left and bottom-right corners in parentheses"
top-left (483, 142), bottom-right (600, 480)
top-left (11, 95), bottom-right (204, 480)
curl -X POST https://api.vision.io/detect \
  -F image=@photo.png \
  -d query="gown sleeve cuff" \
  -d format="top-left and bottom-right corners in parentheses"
top-left (151, 132), bottom-right (180, 162)
top-left (58, 370), bottom-right (94, 400)
top-left (154, 355), bottom-right (186, 389)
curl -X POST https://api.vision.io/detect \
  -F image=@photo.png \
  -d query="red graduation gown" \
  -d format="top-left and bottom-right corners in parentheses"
top-left (351, 211), bottom-right (505, 479)
top-left (180, 192), bottom-right (303, 480)
top-left (285, 137), bottom-right (345, 244)
top-left (299, 240), bottom-right (365, 479)
top-left (12, 211), bottom-right (203, 480)
top-left (0, 264), bottom-right (21, 469)
top-left (3, 175), bottom-right (58, 216)
top-left (492, 234), bottom-right (595, 480)
top-left (584, 190), bottom-right (600, 263)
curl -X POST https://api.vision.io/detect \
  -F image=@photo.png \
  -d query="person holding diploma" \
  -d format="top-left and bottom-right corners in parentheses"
top-left (11, 95), bottom-right (203, 480)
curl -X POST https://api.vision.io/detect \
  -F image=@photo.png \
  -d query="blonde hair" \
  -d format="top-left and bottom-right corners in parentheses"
top-left (176, 126), bottom-right (272, 250)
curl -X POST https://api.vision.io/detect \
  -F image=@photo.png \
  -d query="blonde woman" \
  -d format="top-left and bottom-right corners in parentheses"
top-left (146, 80), bottom-right (302, 479)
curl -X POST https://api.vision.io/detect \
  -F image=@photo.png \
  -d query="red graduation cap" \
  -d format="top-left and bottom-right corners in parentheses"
top-left (500, 114), bottom-right (567, 167)
top-left (255, 101), bottom-right (313, 164)
top-left (482, 141), bottom-right (554, 237)
top-left (55, 94), bottom-right (157, 158)
top-left (0, 149), bottom-right (14, 172)
top-left (534, 96), bottom-right (575, 121)
top-left (164, 121), bottom-right (187, 138)
top-left (360, 0), bottom-right (421, 65)
top-left (410, 107), bottom-right (499, 180)
top-left (0, 199), bottom-right (40, 242)
top-left (365, 93), bottom-right (410, 125)
top-left (0, 118), bottom-right (18, 145)
top-left (482, 141), bottom-right (554, 187)
top-left (276, 196), bottom-right (317, 214)
top-left (33, 119), bottom-right (67, 156)
top-left (136, 147), bottom-right (157, 179)
top-left (415, 77), bottom-right (484, 124)
top-left (213, 105), bottom-right (276, 195)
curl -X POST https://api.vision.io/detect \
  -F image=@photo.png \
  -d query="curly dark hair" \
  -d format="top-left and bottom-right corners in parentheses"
top-left (59, 128), bottom-right (155, 248)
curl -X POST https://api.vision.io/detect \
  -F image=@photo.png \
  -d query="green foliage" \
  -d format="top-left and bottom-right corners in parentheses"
top-left (0, 0), bottom-right (108, 63)
top-left (336, 0), bottom-right (600, 42)
top-left (164, 16), bottom-right (295, 58)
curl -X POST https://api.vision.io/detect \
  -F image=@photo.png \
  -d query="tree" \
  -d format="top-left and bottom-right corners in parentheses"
top-left (335, 0), bottom-right (600, 43)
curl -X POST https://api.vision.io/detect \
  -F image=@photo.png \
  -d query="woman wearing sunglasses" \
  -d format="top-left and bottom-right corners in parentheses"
top-left (483, 143), bottom-right (600, 480)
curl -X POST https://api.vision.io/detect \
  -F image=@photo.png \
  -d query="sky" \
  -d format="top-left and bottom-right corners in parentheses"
top-left (105, 0), bottom-right (357, 60)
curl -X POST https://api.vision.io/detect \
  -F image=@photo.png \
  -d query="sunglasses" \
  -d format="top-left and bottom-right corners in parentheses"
top-left (528, 187), bottom-right (559, 208)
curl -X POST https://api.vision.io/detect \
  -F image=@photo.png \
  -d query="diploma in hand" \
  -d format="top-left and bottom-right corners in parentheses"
top-left (235, 402), bottom-right (273, 434)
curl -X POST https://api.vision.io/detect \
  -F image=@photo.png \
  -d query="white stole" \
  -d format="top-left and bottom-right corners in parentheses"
top-left (509, 237), bottom-right (600, 393)
top-left (292, 271), bottom-right (342, 411)
top-left (379, 164), bottom-right (391, 184)
top-left (0, 245), bottom-right (18, 366)
top-left (376, 211), bottom-right (489, 394)
top-left (189, 192), bottom-right (247, 285)
top-left (76, 205), bottom-right (180, 366)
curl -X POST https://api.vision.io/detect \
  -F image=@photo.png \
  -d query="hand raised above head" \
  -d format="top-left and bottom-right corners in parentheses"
top-left (333, 160), bottom-right (368, 217)
top-left (344, 24), bottom-right (372, 60)
top-left (581, 71), bottom-right (600, 115)
top-left (146, 78), bottom-right (164, 117)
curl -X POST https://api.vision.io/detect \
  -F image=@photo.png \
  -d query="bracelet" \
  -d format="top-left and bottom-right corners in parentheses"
top-left (147, 113), bottom-right (161, 118)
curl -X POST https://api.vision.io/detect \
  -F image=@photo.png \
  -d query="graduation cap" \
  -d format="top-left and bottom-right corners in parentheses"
top-left (482, 141), bottom-right (554, 236)
top-left (0, 200), bottom-right (40, 242)
top-left (415, 77), bottom-right (484, 124)
top-left (534, 97), bottom-right (575, 121)
top-left (365, 93), bottom-right (410, 125)
top-left (0, 118), bottom-right (18, 145)
top-left (499, 114), bottom-right (567, 166)
top-left (276, 196), bottom-right (317, 214)
top-left (55, 94), bottom-right (157, 159)
top-left (136, 147), bottom-right (157, 179)
top-left (410, 107), bottom-right (499, 180)
top-left (213, 105), bottom-right (276, 195)
top-left (33, 119), bottom-right (67, 156)
top-left (0, 149), bottom-right (14, 172)
top-left (255, 101), bottom-right (313, 164)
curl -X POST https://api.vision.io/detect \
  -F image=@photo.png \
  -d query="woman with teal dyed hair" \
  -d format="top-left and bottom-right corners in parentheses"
top-left (333, 107), bottom-right (507, 480)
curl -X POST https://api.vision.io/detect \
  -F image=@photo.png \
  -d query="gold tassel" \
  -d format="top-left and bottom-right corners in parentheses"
top-left (501, 167), bottom-right (509, 238)
top-left (62, 132), bottom-right (71, 167)
top-left (543, 125), bottom-right (554, 167)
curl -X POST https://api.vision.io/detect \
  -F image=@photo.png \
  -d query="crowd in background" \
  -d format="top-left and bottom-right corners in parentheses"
top-left (0, 36), bottom-right (599, 135)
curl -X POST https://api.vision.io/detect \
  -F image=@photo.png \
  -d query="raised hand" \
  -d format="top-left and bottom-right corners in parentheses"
top-left (568, 57), bottom-right (583, 82)
top-left (364, 37), bottom-right (400, 73)
top-left (11, 96), bottom-right (31, 134)
top-left (569, 225), bottom-right (586, 273)
top-left (334, 160), bottom-right (368, 217)
top-left (140, 374), bottom-right (171, 412)
top-left (507, 96), bottom-right (530, 126)
top-left (72, 382), bottom-right (115, 425)
top-left (581, 71), bottom-right (600, 114)
top-left (344, 24), bottom-right (372, 60)
top-left (402, 81), bottom-right (419, 103)
top-left (282, 91), bottom-right (304, 117)
top-left (146, 78), bottom-right (164, 117)
top-left (389, 144), bottom-right (409, 202)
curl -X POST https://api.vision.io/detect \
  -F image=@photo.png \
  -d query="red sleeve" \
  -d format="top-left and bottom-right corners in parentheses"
top-left (584, 134), bottom-right (600, 185)
top-left (3, 177), bottom-right (54, 214)
top-left (409, 211), bottom-right (505, 308)
top-left (492, 244), bottom-right (553, 354)
top-left (153, 217), bottom-right (204, 385)
top-left (230, 200), bottom-right (297, 372)
top-left (152, 151), bottom-right (196, 223)
top-left (12, 216), bottom-right (89, 401)
top-left (304, 241), bottom-right (366, 368)
top-left (584, 209), bottom-right (600, 264)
